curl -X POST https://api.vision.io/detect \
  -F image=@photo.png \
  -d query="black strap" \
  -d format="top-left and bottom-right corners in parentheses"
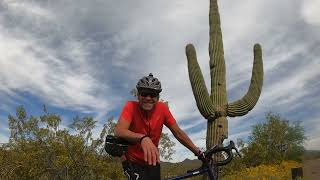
top-left (139, 135), bottom-right (148, 144)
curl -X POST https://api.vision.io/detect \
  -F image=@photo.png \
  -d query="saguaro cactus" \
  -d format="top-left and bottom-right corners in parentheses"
top-left (185, 0), bottom-right (264, 149)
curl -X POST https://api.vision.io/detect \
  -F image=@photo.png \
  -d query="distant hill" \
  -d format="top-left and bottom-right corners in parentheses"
top-left (303, 150), bottom-right (320, 160)
top-left (161, 158), bottom-right (202, 179)
top-left (161, 158), bottom-right (201, 166)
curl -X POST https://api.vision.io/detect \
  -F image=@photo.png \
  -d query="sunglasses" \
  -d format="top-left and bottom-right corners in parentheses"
top-left (139, 91), bottom-right (159, 98)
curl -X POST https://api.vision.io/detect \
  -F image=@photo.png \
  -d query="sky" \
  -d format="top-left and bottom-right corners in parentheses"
top-left (0, 0), bottom-right (319, 162)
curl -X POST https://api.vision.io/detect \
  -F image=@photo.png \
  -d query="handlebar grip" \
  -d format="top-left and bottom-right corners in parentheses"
top-left (204, 140), bottom-right (238, 166)
top-left (215, 150), bottom-right (233, 166)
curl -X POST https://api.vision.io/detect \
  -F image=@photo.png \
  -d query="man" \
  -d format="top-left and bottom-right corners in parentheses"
top-left (114, 73), bottom-right (204, 180)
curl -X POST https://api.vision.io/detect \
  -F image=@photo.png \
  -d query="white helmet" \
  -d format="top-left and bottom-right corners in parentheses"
top-left (136, 73), bottom-right (162, 93)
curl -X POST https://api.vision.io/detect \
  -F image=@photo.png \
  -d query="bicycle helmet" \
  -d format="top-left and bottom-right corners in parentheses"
top-left (136, 73), bottom-right (162, 93)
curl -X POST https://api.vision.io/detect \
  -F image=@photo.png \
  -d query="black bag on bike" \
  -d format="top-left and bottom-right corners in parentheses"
top-left (104, 135), bottom-right (130, 157)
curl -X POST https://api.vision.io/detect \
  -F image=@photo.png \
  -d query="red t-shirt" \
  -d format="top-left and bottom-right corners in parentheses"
top-left (119, 101), bottom-right (176, 164)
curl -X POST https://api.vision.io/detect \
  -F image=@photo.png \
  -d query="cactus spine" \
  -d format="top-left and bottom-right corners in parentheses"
top-left (186, 0), bottom-right (264, 149)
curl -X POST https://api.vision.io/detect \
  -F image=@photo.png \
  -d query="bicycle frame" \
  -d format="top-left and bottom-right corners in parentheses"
top-left (165, 165), bottom-right (216, 180)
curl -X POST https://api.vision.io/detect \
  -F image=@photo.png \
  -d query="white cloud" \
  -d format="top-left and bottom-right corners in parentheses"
top-left (301, 0), bottom-right (320, 26)
top-left (0, 3), bottom-right (114, 118)
top-left (305, 137), bottom-right (320, 150)
top-left (261, 62), bottom-right (319, 107)
top-left (0, 135), bottom-right (9, 144)
top-left (7, 1), bottom-right (54, 19)
top-left (0, 122), bottom-right (9, 144)
top-left (302, 116), bottom-right (320, 149)
top-left (0, 34), bottom-right (110, 111)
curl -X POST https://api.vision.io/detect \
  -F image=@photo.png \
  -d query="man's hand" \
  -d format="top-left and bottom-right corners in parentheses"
top-left (140, 137), bottom-right (160, 166)
top-left (196, 149), bottom-right (206, 162)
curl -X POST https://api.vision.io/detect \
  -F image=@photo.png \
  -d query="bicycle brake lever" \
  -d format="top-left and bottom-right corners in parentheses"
top-left (228, 140), bottom-right (242, 158)
top-left (233, 147), bottom-right (242, 158)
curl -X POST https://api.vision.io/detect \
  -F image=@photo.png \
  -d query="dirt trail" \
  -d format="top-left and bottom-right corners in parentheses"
top-left (303, 158), bottom-right (320, 180)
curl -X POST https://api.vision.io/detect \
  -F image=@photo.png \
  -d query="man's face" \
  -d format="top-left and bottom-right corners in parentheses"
top-left (138, 89), bottom-right (159, 111)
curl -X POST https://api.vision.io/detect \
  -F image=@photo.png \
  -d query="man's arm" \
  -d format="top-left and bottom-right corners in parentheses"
top-left (114, 118), bottom-right (160, 165)
top-left (114, 118), bottom-right (145, 143)
top-left (168, 123), bottom-right (199, 155)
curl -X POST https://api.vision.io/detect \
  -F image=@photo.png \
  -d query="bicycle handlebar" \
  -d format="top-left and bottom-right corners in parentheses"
top-left (204, 140), bottom-right (241, 166)
top-left (105, 135), bottom-right (241, 167)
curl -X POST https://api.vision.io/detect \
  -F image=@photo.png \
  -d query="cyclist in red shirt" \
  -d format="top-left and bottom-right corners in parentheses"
top-left (115, 73), bottom-right (204, 180)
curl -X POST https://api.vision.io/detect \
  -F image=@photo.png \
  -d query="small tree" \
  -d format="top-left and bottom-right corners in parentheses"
top-left (242, 112), bottom-right (306, 166)
top-left (159, 133), bottom-right (176, 161)
top-left (1, 106), bottom-right (124, 179)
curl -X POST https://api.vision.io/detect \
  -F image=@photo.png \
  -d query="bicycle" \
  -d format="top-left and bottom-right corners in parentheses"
top-left (105, 135), bottom-right (241, 180)
top-left (165, 140), bottom-right (240, 180)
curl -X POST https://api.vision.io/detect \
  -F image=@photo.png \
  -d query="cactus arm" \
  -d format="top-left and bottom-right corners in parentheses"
top-left (209, 0), bottom-right (223, 64)
top-left (227, 44), bottom-right (264, 117)
top-left (186, 44), bottom-right (216, 120)
top-left (209, 0), bottom-right (227, 105)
